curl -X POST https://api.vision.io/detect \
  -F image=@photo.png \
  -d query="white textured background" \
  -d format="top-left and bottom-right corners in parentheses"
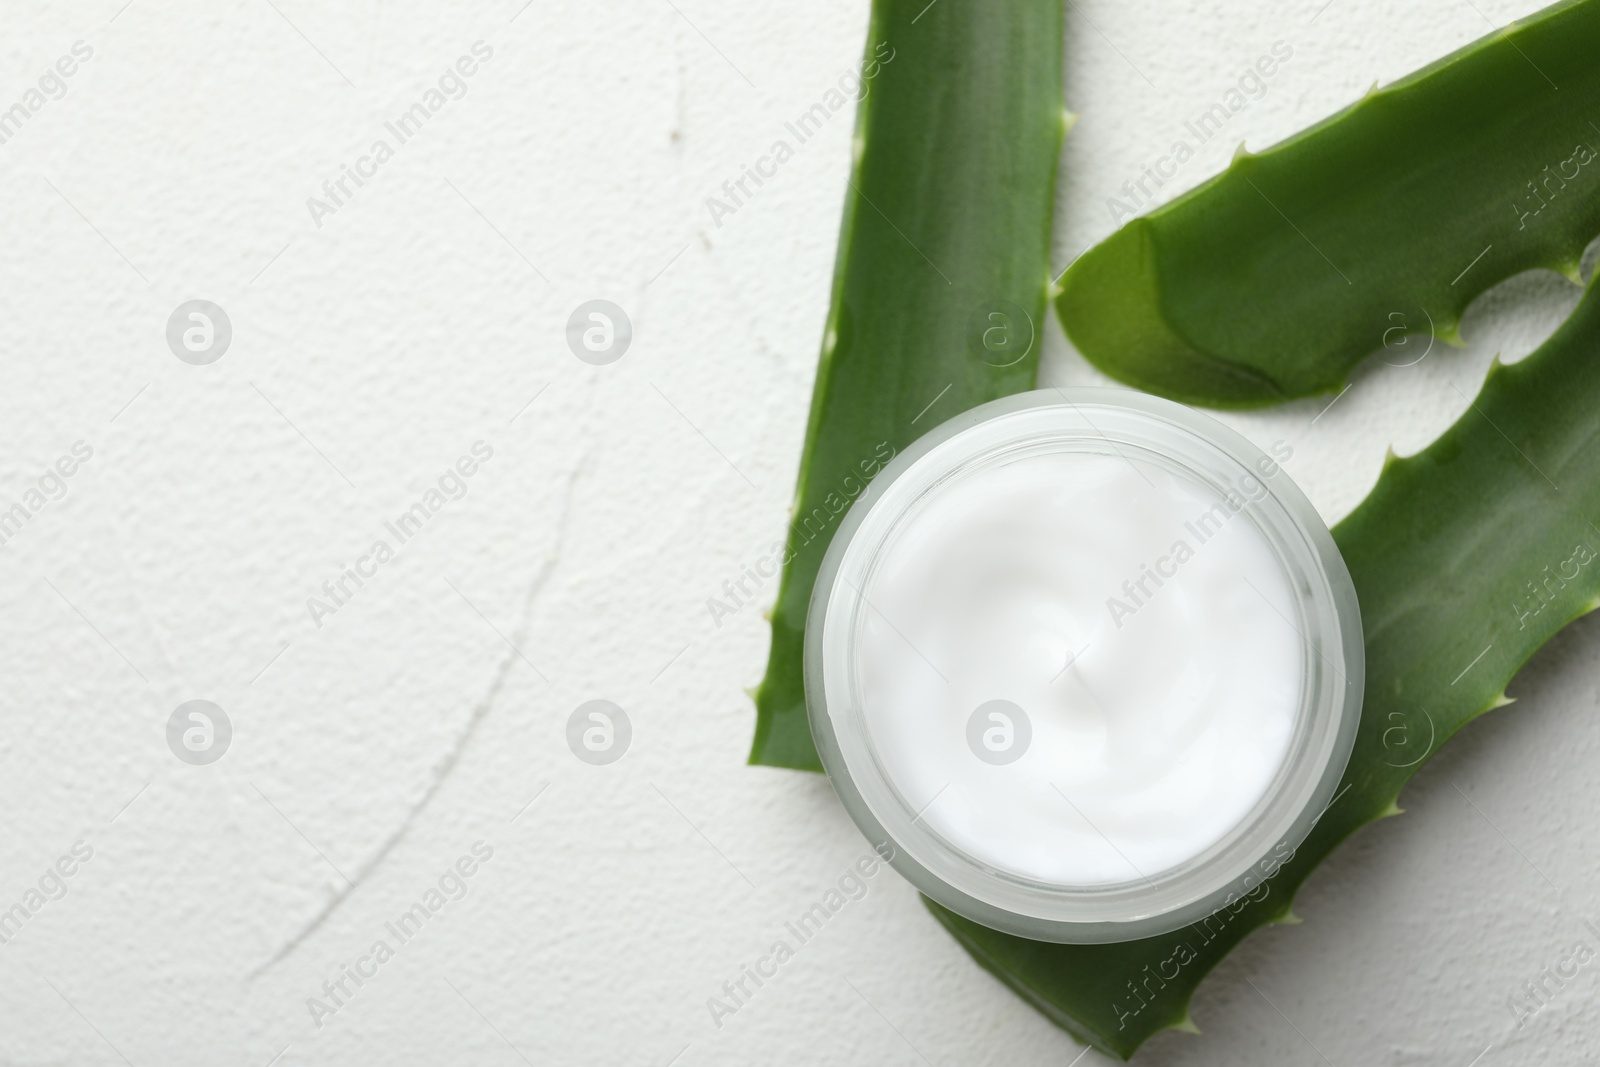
top-left (0, 0), bottom-right (1594, 1064)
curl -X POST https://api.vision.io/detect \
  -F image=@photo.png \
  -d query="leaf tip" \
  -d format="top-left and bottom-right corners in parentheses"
top-left (1268, 896), bottom-right (1303, 924)
top-left (1170, 1008), bottom-right (1202, 1035)
top-left (1436, 319), bottom-right (1467, 348)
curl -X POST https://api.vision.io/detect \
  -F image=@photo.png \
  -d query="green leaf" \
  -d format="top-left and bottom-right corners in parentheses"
top-left (749, 0), bottom-right (1066, 770)
top-left (1055, 0), bottom-right (1600, 408)
top-left (932, 272), bottom-right (1600, 1060)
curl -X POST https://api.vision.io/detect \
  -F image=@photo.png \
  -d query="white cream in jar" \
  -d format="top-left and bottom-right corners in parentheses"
top-left (808, 390), bottom-right (1362, 943)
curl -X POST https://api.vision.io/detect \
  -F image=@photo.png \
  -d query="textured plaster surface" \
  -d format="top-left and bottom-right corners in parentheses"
top-left (0, 0), bottom-right (1595, 1064)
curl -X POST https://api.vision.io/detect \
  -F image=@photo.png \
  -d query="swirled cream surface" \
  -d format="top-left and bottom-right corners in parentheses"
top-left (857, 449), bottom-right (1303, 886)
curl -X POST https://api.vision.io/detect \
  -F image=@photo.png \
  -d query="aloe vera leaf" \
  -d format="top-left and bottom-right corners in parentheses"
top-left (930, 273), bottom-right (1600, 1060)
top-left (1055, 0), bottom-right (1600, 409)
top-left (749, 0), bottom-right (1066, 770)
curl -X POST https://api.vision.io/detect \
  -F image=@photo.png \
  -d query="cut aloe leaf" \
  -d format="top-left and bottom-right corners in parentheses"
top-left (750, 0), bottom-right (1065, 770)
top-left (1056, 0), bottom-right (1600, 408)
top-left (932, 272), bottom-right (1600, 1059)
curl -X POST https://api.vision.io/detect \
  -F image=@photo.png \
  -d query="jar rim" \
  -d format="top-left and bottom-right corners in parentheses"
top-left (805, 388), bottom-right (1363, 944)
